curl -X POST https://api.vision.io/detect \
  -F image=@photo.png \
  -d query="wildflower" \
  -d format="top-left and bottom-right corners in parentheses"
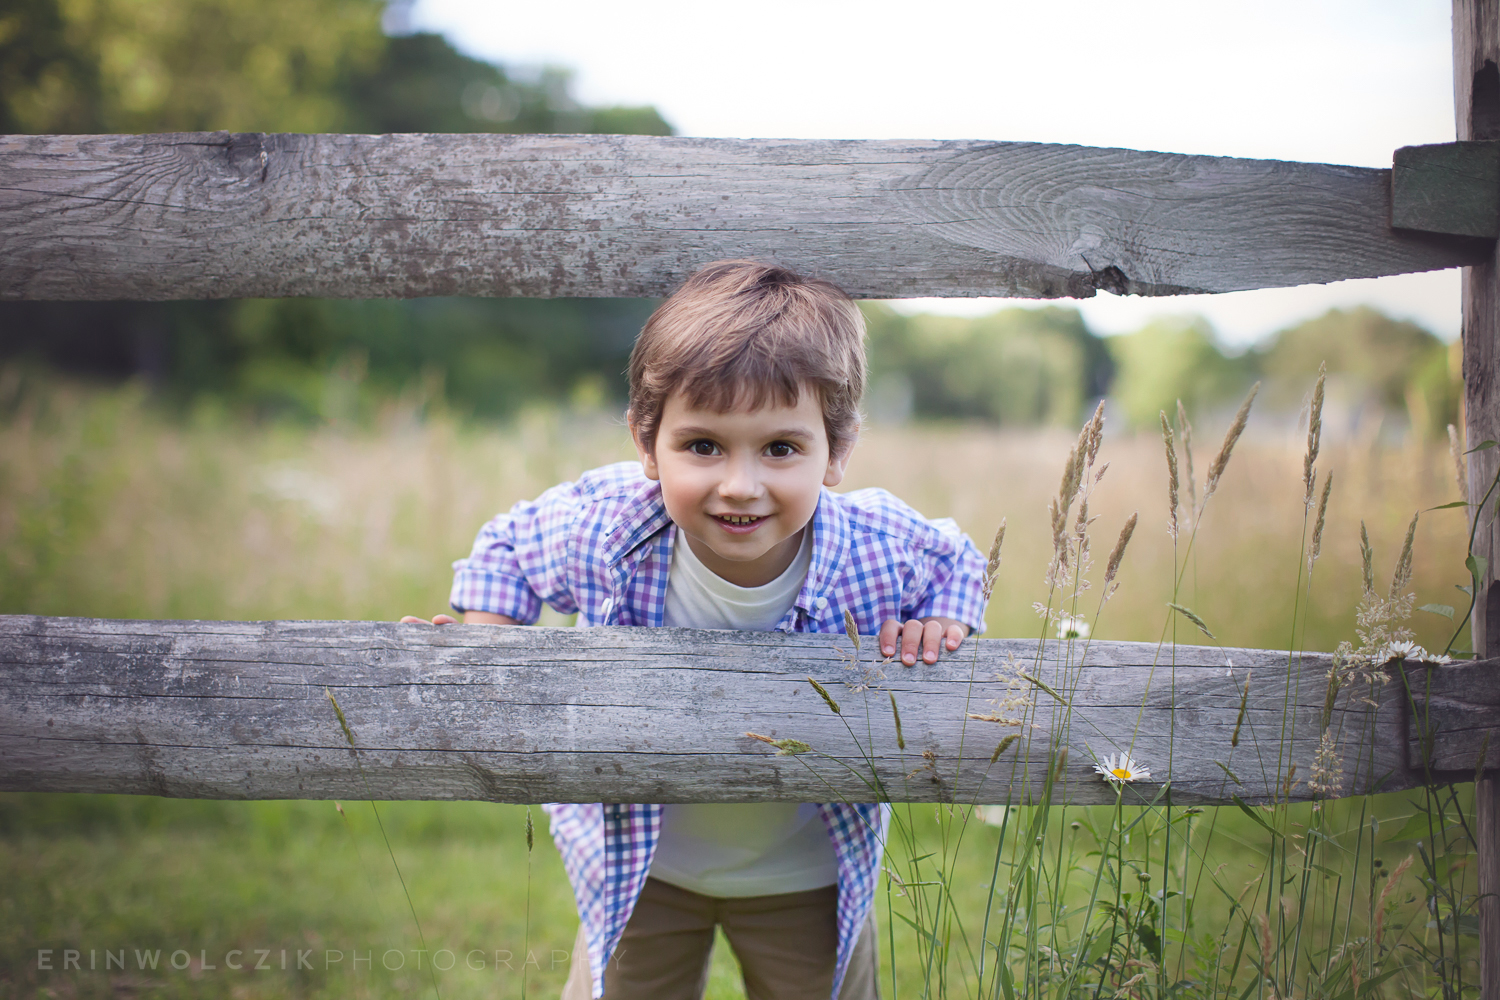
top-left (1093, 752), bottom-right (1150, 784)
top-left (1384, 640), bottom-right (1424, 661)
top-left (1057, 615), bottom-right (1090, 640)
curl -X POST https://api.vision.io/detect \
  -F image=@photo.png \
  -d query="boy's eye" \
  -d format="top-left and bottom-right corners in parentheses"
top-left (766, 442), bottom-right (796, 458)
top-left (688, 440), bottom-right (719, 457)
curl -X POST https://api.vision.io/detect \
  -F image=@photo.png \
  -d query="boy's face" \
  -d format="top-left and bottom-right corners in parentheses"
top-left (634, 387), bottom-right (853, 589)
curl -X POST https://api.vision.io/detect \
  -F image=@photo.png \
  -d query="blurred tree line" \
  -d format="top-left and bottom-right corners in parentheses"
top-left (0, 0), bottom-right (1462, 434)
top-left (0, 0), bottom-right (667, 419)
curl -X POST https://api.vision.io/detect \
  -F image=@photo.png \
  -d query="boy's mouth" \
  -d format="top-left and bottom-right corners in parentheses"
top-left (713, 513), bottom-right (765, 528)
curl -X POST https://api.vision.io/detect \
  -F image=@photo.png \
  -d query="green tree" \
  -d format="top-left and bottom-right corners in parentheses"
top-left (0, 0), bottom-right (673, 420)
top-left (1253, 306), bottom-right (1458, 437)
top-left (863, 305), bottom-right (1113, 427)
top-left (1107, 315), bottom-right (1251, 429)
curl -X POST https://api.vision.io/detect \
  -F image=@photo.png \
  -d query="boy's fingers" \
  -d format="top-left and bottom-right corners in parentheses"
top-left (432, 614), bottom-right (458, 625)
top-left (901, 619), bottom-right (924, 665)
top-left (921, 619), bottom-right (944, 663)
top-left (879, 619), bottom-right (902, 657)
top-left (399, 616), bottom-right (426, 624)
top-left (946, 623), bottom-right (965, 649)
top-left (400, 615), bottom-right (458, 625)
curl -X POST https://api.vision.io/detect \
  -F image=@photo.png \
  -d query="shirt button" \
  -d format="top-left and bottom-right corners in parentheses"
top-left (815, 597), bottom-right (829, 611)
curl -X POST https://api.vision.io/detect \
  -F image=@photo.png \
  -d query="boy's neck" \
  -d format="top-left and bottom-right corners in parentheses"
top-left (680, 526), bottom-right (808, 588)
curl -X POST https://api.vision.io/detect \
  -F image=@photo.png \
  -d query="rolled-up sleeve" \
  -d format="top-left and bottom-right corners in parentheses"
top-left (907, 517), bottom-right (989, 635)
top-left (450, 480), bottom-right (582, 621)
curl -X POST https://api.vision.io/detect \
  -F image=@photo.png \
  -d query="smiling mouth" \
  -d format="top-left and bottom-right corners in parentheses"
top-left (714, 514), bottom-right (765, 525)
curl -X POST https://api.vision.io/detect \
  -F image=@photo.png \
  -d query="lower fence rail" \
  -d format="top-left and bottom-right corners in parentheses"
top-left (1, 616), bottom-right (1495, 805)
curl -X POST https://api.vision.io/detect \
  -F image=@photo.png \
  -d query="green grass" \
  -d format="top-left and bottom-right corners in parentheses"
top-left (0, 373), bottom-right (1485, 999)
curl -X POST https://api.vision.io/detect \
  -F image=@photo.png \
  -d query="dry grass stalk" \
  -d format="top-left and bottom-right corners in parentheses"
top-left (1177, 399), bottom-right (1197, 512)
top-left (1201, 382), bottom-right (1260, 509)
top-left (1168, 602), bottom-right (1216, 640)
top-left (1374, 854), bottom-right (1415, 950)
top-left (1308, 471), bottom-right (1333, 573)
top-left (807, 677), bottom-right (841, 715)
top-left (747, 732), bottom-right (812, 756)
top-left (889, 691), bottom-right (906, 750)
top-left (1359, 521), bottom-right (1375, 596)
top-left (1449, 423), bottom-right (1468, 498)
top-left (843, 609), bottom-right (860, 651)
top-left (1160, 412), bottom-right (1179, 540)
top-left (1302, 362), bottom-right (1326, 509)
top-left (983, 519), bottom-right (1006, 600)
top-left (1231, 671), bottom-right (1251, 747)
top-left (990, 733), bottom-right (1021, 762)
top-left (1390, 512), bottom-right (1418, 599)
top-left (1103, 512), bottom-right (1138, 590)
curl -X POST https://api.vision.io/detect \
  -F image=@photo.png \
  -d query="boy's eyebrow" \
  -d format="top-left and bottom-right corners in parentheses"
top-left (669, 424), bottom-right (818, 441)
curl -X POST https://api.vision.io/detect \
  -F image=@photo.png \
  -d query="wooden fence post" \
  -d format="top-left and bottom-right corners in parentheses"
top-left (1455, 1), bottom-right (1500, 995)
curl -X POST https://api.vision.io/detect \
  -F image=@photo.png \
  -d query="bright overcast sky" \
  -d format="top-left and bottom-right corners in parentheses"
top-left (408, 0), bottom-right (1460, 345)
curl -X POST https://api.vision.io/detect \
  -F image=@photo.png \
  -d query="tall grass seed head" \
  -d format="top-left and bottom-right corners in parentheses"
top-left (983, 518), bottom-right (1006, 600)
top-left (1303, 362), bottom-right (1326, 508)
top-left (1449, 423), bottom-right (1468, 497)
top-left (1160, 411), bottom-right (1179, 540)
top-left (1202, 381), bottom-right (1259, 508)
top-left (1104, 511), bottom-right (1138, 590)
top-left (1176, 398), bottom-right (1197, 510)
top-left (1308, 470), bottom-right (1333, 573)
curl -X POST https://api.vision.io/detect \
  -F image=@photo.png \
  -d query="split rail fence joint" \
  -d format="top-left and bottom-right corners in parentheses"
top-left (1391, 140), bottom-right (1500, 239)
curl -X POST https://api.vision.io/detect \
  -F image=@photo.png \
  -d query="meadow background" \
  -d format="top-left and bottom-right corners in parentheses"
top-left (0, 0), bottom-right (1487, 996)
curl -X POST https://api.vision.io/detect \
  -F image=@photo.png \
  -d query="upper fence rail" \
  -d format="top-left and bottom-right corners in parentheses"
top-left (0, 132), bottom-right (1489, 302)
top-left (3, 616), bottom-right (1496, 806)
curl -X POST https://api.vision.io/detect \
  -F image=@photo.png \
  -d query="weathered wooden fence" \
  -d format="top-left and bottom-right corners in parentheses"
top-left (2, 616), bottom-right (1496, 806)
top-left (4, 0), bottom-right (1500, 989)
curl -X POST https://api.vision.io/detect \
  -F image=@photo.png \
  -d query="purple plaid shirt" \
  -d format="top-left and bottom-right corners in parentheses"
top-left (451, 461), bottom-right (987, 999)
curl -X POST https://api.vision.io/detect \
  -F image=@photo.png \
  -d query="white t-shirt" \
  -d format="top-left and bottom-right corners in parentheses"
top-left (648, 526), bottom-right (840, 898)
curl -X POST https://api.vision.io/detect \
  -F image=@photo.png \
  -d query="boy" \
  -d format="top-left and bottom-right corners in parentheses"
top-left (408, 260), bottom-right (988, 1000)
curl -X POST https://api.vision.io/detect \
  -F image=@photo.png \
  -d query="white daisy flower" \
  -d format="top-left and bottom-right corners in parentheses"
top-left (1057, 616), bottom-right (1091, 640)
top-left (1384, 641), bottom-right (1424, 661)
top-left (1093, 752), bottom-right (1150, 784)
top-left (1424, 653), bottom-right (1453, 665)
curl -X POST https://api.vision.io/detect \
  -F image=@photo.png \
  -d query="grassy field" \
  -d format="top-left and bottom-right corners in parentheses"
top-left (0, 375), bottom-right (1484, 998)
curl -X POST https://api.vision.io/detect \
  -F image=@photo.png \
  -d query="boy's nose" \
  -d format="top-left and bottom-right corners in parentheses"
top-left (718, 457), bottom-right (763, 500)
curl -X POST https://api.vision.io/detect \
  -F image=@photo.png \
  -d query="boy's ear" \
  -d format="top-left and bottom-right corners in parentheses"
top-left (822, 420), bottom-right (861, 488)
top-left (629, 414), bottom-right (661, 481)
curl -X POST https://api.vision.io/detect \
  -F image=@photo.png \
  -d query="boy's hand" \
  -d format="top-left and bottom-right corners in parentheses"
top-left (398, 612), bottom-right (520, 625)
top-left (879, 617), bottom-right (969, 666)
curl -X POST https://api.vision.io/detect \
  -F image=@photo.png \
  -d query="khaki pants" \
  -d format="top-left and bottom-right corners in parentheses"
top-left (560, 877), bottom-right (880, 1000)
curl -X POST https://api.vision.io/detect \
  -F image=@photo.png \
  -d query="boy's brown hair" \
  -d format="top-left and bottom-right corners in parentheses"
top-left (627, 260), bottom-right (867, 457)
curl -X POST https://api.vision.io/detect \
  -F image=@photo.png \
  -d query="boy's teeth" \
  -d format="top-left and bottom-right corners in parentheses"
top-left (720, 515), bottom-right (759, 524)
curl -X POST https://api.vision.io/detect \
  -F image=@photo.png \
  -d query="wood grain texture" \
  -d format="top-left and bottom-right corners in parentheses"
top-left (4, 615), bottom-right (1486, 806)
top-left (0, 133), bottom-right (1488, 302)
top-left (1454, 4), bottom-right (1500, 993)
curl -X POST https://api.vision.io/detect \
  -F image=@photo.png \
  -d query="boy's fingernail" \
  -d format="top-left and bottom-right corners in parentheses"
top-left (883, 645), bottom-right (893, 655)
